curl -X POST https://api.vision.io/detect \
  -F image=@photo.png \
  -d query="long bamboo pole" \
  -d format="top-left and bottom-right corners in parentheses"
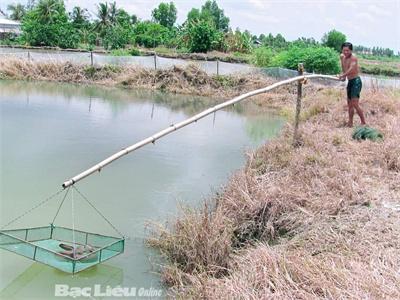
top-left (62, 74), bottom-right (339, 188)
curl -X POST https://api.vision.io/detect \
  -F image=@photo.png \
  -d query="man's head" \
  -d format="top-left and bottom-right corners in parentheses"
top-left (341, 42), bottom-right (353, 58)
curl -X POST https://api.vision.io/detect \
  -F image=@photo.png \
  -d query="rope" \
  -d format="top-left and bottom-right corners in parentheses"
top-left (1, 188), bottom-right (65, 230)
top-left (72, 185), bottom-right (124, 237)
top-left (71, 188), bottom-right (76, 256)
top-left (51, 187), bottom-right (70, 225)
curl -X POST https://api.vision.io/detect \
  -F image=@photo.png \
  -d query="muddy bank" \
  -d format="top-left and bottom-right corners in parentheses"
top-left (148, 87), bottom-right (400, 299)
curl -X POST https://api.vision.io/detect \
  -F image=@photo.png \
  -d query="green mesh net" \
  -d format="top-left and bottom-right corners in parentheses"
top-left (0, 225), bottom-right (124, 274)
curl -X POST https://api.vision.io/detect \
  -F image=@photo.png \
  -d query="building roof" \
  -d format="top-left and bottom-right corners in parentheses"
top-left (0, 17), bottom-right (21, 34)
top-left (0, 17), bottom-right (21, 26)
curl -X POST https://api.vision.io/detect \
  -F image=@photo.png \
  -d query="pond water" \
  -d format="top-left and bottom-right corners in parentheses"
top-left (0, 80), bottom-right (284, 299)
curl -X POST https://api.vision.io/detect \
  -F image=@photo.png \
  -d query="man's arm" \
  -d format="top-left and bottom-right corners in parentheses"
top-left (340, 54), bottom-right (345, 72)
top-left (338, 54), bottom-right (346, 80)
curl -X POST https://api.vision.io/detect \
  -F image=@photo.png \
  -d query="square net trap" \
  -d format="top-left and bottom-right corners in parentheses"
top-left (0, 225), bottom-right (125, 274)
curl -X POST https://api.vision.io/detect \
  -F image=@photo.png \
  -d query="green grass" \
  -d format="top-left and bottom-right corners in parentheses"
top-left (147, 46), bottom-right (189, 55)
top-left (110, 48), bottom-right (141, 56)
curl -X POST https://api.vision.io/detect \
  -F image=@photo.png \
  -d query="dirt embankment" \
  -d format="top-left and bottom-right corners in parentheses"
top-left (0, 58), bottom-right (270, 98)
top-left (148, 87), bottom-right (400, 299)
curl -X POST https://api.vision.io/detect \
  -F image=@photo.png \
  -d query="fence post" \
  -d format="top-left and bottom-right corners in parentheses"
top-left (216, 59), bottom-right (219, 76)
top-left (27, 51), bottom-right (30, 61)
top-left (90, 51), bottom-right (93, 66)
top-left (154, 53), bottom-right (157, 70)
top-left (293, 63), bottom-right (304, 147)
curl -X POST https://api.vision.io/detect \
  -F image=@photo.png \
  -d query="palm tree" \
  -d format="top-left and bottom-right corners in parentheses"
top-left (70, 6), bottom-right (90, 27)
top-left (7, 3), bottom-right (26, 20)
top-left (26, 0), bottom-right (37, 10)
top-left (109, 2), bottom-right (118, 25)
top-left (36, 0), bottom-right (62, 21)
top-left (95, 2), bottom-right (110, 34)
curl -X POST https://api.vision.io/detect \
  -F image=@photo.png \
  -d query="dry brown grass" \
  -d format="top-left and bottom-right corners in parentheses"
top-left (148, 87), bottom-right (400, 299)
top-left (0, 58), bottom-right (274, 98)
top-left (117, 64), bottom-right (274, 97)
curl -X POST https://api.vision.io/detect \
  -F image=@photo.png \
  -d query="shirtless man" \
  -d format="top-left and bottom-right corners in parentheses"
top-left (338, 42), bottom-right (366, 127)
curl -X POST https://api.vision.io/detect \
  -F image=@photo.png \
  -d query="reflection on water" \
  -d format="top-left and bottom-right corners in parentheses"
top-left (0, 263), bottom-right (123, 300)
top-left (0, 80), bottom-right (221, 115)
top-left (245, 115), bottom-right (284, 143)
top-left (0, 80), bottom-right (285, 299)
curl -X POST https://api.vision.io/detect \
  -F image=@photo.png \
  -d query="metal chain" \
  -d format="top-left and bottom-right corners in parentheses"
top-left (1, 188), bottom-right (65, 230)
top-left (72, 185), bottom-right (124, 237)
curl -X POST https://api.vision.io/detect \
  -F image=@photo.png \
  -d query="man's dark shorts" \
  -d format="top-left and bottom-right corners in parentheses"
top-left (347, 76), bottom-right (362, 100)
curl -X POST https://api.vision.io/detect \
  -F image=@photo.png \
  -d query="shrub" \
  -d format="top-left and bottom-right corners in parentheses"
top-left (273, 46), bottom-right (340, 74)
top-left (110, 48), bottom-right (140, 56)
top-left (185, 19), bottom-right (221, 53)
top-left (129, 48), bottom-right (141, 56)
top-left (102, 24), bottom-right (134, 50)
top-left (134, 21), bottom-right (169, 48)
top-left (251, 47), bottom-right (275, 67)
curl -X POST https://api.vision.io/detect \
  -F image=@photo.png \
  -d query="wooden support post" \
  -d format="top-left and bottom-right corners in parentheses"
top-left (27, 51), bottom-right (30, 61)
top-left (154, 53), bottom-right (157, 70)
top-left (90, 51), bottom-right (93, 66)
top-left (293, 63), bottom-right (304, 147)
top-left (216, 60), bottom-right (219, 76)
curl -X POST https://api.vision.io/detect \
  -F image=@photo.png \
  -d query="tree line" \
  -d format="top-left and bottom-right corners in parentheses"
top-left (353, 45), bottom-right (395, 57)
top-left (4, 0), bottom-right (397, 57)
top-left (4, 0), bottom-right (233, 51)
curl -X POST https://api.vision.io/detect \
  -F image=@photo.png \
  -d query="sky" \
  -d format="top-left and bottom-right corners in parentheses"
top-left (1, 0), bottom-right (399, 52)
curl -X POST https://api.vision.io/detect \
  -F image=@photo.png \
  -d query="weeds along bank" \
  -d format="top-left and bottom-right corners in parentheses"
top-left (148, 88), bottom-right (400, 299)
top-left (0, 58), bottom-right (280, 98)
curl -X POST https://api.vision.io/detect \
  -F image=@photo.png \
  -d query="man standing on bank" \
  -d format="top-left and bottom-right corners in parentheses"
top-left (338, 42), bottom-right (366, 127)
